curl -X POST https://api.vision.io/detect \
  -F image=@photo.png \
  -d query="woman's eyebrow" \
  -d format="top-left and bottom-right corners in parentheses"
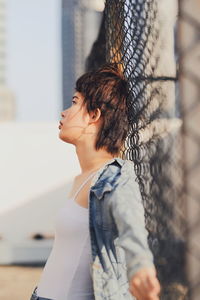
top-left (72, 96), bottom-right (79, 100)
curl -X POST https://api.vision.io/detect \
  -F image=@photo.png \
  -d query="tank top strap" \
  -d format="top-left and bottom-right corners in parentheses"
top-left (72, 171), bottom-right (97, 200)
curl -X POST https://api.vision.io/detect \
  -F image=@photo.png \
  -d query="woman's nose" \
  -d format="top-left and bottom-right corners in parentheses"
top-left (61, 111), bottom-right (65, 118)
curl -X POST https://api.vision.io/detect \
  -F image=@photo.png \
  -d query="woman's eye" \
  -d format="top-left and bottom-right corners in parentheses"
top-left (72, 100), bottom-right (76, 105)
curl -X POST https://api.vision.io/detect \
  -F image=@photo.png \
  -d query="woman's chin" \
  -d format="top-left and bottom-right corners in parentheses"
top-left (58, 132), bottom-right (74, 145)
top-left (58, 131), bottom-right (66, 141)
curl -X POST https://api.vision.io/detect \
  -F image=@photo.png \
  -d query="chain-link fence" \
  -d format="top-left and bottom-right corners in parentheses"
top-left (85, 0), bottom-right (200, 299)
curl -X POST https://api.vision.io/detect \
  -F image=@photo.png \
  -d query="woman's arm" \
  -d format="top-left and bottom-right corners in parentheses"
top-left (109, 160), bottom-right (160, 299)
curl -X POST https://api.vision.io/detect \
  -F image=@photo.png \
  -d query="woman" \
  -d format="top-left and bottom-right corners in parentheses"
top-left (29, 63), bottom-right (161, 300)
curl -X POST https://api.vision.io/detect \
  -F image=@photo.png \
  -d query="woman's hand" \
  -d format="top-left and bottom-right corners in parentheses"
top-left (128, 266), bottom-right (161, 300)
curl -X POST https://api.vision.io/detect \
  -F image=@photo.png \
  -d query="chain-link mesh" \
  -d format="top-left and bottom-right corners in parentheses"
top-left (85, 0), bottom-right (191, 299)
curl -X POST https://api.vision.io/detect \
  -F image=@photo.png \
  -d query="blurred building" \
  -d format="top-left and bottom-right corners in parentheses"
top-left (61, 0), bottom-right (104, 109)
top-left (0, 122), bottom-right (81, 264)
top-left (0, 0), bottom-right (15, 122)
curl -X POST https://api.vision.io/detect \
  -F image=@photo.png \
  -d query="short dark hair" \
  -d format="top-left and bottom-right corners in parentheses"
top-left (75, 62), bottom-right (130, 156)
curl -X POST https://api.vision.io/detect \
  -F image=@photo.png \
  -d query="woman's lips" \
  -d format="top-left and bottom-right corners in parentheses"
top-left (59, 121), bottom-right (63, 129)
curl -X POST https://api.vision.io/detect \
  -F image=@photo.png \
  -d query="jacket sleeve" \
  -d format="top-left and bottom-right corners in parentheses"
top-left (109, 160), bottom-right (155, 282)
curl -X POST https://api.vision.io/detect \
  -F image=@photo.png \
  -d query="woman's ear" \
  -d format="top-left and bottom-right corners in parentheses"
top-left (89, 108), bottom-right (102, 123)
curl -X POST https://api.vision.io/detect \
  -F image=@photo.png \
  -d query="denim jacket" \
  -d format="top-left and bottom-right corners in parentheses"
top-left (88, 157), bottom-right (155, 300)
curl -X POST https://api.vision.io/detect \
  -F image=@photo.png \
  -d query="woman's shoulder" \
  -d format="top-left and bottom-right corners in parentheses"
top-left (108, 157), bottom-right (135, 177)
top-left (97, 157), bottom-right (135, 182)
top-left (91, 158), bottom-right (136, 199)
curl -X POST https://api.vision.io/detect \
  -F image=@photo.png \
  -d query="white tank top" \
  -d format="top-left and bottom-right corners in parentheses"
top-left (36, 171), bottom-right (97, 300)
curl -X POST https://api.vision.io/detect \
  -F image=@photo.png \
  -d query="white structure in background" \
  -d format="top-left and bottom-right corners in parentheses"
top-left (0, 0), bottom-right (15, 122)
top-left (0, 122), bottom-right (81, 264)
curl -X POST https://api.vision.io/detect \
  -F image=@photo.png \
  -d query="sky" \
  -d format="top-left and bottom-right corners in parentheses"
top-left (6, 0), bottom-right (62, 121)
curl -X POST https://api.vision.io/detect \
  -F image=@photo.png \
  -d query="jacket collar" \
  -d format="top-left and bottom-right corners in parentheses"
top-left (90, 157), bottom-right (125, 200)
top-left (103, 156), bottom-right (124, 167)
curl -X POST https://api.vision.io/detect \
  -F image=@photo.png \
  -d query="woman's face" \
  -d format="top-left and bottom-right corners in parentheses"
top-left (59, 91), bottom-right (94, 145)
